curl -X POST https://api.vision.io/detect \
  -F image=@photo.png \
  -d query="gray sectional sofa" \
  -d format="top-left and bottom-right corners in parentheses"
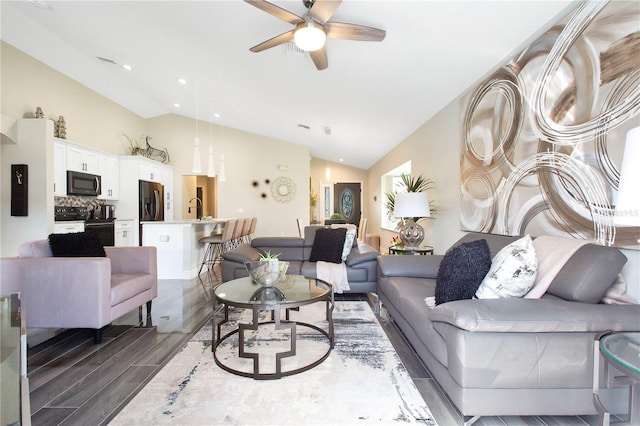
top-left (221, 225), bottom-right (379, 293)
top-left (377, 232), bottom-right (639, 421)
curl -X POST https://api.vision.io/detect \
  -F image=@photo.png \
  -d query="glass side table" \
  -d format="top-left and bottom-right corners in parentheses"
top-left (388, 245), bottom-right (434, 255)
top-left (593, 331), bottom-right (640, 426)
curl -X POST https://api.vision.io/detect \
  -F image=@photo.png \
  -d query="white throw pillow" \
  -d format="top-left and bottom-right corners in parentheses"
top-left (475, 235), bottom-right (538, 299)
top-left (331, 224), bottom-right (357, 261)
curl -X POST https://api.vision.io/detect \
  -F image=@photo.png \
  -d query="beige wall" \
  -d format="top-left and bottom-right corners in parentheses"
top-left (0, 42), bottom-right (148, 154)
top-left (1, 41), bottom-right (310, 246)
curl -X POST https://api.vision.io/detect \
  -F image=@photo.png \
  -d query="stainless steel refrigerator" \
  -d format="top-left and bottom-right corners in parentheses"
top-left (139, 180), bottom-right (164, 244)
top-left (139, 180), bottom-right (164, 221)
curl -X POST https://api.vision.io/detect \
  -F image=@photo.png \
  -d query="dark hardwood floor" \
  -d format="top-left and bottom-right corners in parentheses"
top-left (26, 269), bottom-right (614, 426)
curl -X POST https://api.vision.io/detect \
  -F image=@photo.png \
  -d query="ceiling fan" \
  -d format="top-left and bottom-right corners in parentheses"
top-left (244, 0), bottom-right (386, 70)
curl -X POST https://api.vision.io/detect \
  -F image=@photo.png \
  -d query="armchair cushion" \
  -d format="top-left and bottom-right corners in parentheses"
top-left (48, 232), bottom-right (106, 257)
top-left (309, 228), bottom-right (346, 264)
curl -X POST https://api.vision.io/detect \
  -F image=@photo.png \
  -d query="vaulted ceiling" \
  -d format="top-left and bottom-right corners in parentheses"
top-left (1, 1), bottom-right (575, 169)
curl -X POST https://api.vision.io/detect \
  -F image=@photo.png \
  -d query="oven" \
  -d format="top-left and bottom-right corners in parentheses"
top-left (85, 221), bottom-right (115, 247)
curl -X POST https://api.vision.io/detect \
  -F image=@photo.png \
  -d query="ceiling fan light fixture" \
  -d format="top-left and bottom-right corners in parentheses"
top-left (294, 20), bottom-right (326, 51)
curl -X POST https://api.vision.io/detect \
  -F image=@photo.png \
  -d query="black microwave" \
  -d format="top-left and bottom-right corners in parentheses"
top-left (66, 170), bottom-right (101, 196)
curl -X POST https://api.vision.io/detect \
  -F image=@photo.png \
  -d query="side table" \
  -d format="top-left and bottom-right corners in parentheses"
top-left (389, 245), bottom-right (434, 255)
top-left (593, 331), bottom-right (640, 425)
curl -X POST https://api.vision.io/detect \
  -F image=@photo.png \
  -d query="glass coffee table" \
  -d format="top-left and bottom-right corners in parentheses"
top-left (593, 331), bottom-right (640, 425)
top-left (213, 275), bottom-right (334, 380)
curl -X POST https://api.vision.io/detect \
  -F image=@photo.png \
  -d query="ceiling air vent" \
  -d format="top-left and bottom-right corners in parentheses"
top-left (323, 126), bottom-right (332, 136)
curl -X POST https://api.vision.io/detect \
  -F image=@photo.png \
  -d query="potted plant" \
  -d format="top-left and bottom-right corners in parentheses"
top-left (385, 173), bottom-right (436, 229)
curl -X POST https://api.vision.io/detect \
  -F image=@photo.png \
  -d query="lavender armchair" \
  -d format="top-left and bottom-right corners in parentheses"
top-left (0, 240), bottom-right (157, 343)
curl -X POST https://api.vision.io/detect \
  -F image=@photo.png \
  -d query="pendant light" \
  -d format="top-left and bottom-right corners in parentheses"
top-left (614, 125), bottom-right (640, 227)
top-left (192, 84), bottom-right (202, 173)
top-left (207, 110), bottom-right (216, 178)
top-left (218, 115), bottom-right (226, 182)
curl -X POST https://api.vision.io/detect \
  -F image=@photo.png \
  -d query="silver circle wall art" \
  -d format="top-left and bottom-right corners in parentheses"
top-left (271, 177), bottom-right (296, 203)
top-left (460, 0), bottom-right (640, 249)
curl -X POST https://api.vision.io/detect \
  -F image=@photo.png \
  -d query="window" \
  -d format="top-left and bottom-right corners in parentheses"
top-left (380, 161), bottom-right (411, 231)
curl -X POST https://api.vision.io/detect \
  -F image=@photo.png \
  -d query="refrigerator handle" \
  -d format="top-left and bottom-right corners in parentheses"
top-left (154, 189), bottom-right (160, 220)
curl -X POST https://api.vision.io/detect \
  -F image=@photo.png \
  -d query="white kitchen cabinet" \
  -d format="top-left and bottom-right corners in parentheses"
top-left (98, 154), bottom-right (120, 200)
top-left (114, 220), bottom-right (134, 246)
top-left (53, 141), bottom-right (67, 196)
top-left (139, 160), bottom-right (162, 182)
top-left (66, 143), bottom-right (99, 174)
top-left (53, 222), bottom-right (85, 234)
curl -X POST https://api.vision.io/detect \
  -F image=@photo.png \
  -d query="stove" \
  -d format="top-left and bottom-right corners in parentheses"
top-left (55, 206), bottom-right (116, 246)
top-left (54, 206), bottom-right (90, 221)
top-left (54, 206), bottom-right (116, 222)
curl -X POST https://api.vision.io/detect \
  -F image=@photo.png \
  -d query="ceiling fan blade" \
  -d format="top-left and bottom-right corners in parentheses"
top-left (309, 0), bottom-right (342, 25)
top-left (310, 47), bottom-right (328, 71)
top-left (244, 0), bottom-right (304, 25)
top-left (249, 30), bottom-right (295, 52)
top-left (325, 22), bottom-right (386, 42)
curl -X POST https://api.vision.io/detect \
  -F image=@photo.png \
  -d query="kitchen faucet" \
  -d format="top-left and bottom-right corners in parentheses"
top-left (188, 197), bottom-right (203, 219)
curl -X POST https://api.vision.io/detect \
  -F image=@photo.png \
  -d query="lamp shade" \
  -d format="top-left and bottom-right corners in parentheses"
top-left (192, 137), bottom-right (202, 173)
top-left (394, 192), bottom-right (430, 218)
top-left (614, 125), bottom-right (640, 226)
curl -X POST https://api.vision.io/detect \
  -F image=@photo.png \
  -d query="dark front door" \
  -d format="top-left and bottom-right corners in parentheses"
top-left (333, 182), bottom-right (361, 226)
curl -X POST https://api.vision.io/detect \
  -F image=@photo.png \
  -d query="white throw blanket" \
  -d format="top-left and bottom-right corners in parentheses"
top-left (316, 261), bottom-right (350, 293)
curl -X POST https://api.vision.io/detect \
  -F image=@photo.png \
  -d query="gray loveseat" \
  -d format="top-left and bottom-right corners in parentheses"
top-left (221, 225), bottom-right (379, 293)
top-left (0, 239), bottom-right (157, 344)
top-left (377, 232), bottom-right (639, 421)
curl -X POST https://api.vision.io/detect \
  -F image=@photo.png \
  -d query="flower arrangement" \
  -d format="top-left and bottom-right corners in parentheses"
top-left (390, 235), bottom-right (404, 248)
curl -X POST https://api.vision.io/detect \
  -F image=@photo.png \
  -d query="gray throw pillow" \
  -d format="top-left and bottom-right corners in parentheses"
top-left (546, 244), bottom-right (627, 303)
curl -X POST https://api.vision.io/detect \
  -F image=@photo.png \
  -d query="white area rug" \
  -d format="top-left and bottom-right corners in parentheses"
top-left (110, 301), bottom-right (436, 425)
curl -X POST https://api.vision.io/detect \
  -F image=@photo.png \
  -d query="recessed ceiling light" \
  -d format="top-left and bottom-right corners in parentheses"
top-left (178, 78), bottom-right (187, 85)
top-left (339, 158), bottom-right (344, 162)
top-left (214, 113), bottom-right (221, 118)
top-left (173, 103), bottom-right (181, 108)
top-left (122, 64), bottom-right (133, 71)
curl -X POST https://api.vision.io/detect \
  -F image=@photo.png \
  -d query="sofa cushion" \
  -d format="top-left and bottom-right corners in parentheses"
top-left (331, 223), bottom-right (358, 259)
top-left (435, 239), bottom-right (491, 305)
top-left (48, 232), bottom-right (106, 257)
top-left (475, 235), bottom-right (537, 299)
top-left (309, 228), bottom-right (346, 264)
top-left (545, 244), bottom-right (628, 303)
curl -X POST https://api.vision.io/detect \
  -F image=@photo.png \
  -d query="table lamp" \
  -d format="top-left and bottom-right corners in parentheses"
top-left (614, 125), bottom-right (640, 228)
top-left (394, 192), bottom-right (430, 248)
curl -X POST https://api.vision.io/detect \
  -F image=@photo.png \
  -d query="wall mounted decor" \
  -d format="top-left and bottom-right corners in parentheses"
top-left (460, 1), bottom-right (640, 249)
top-left (11, 164), bottom-right (28, 216)
top-left (271, 176), bottom-right (296, 203)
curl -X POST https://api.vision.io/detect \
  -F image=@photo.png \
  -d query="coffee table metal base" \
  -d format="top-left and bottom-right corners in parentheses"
top-left (213, 300), bottom-right (334, 380)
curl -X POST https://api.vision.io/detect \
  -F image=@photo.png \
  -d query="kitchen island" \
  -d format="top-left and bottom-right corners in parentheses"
top-left (142, 219), bottom-right (229, 279)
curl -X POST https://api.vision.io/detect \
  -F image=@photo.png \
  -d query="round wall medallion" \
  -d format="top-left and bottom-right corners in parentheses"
top-left (271, 176), bottom-right (296, 203)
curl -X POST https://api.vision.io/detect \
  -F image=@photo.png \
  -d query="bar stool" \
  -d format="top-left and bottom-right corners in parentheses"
top-left (231, 218), bottom-right (245, 248)
top-left (241, 218), bottom-right (251, 244)
top-left (247, 217), bottom-right (257, 242)
top-left (198, 219), bottom-right (236, 276)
